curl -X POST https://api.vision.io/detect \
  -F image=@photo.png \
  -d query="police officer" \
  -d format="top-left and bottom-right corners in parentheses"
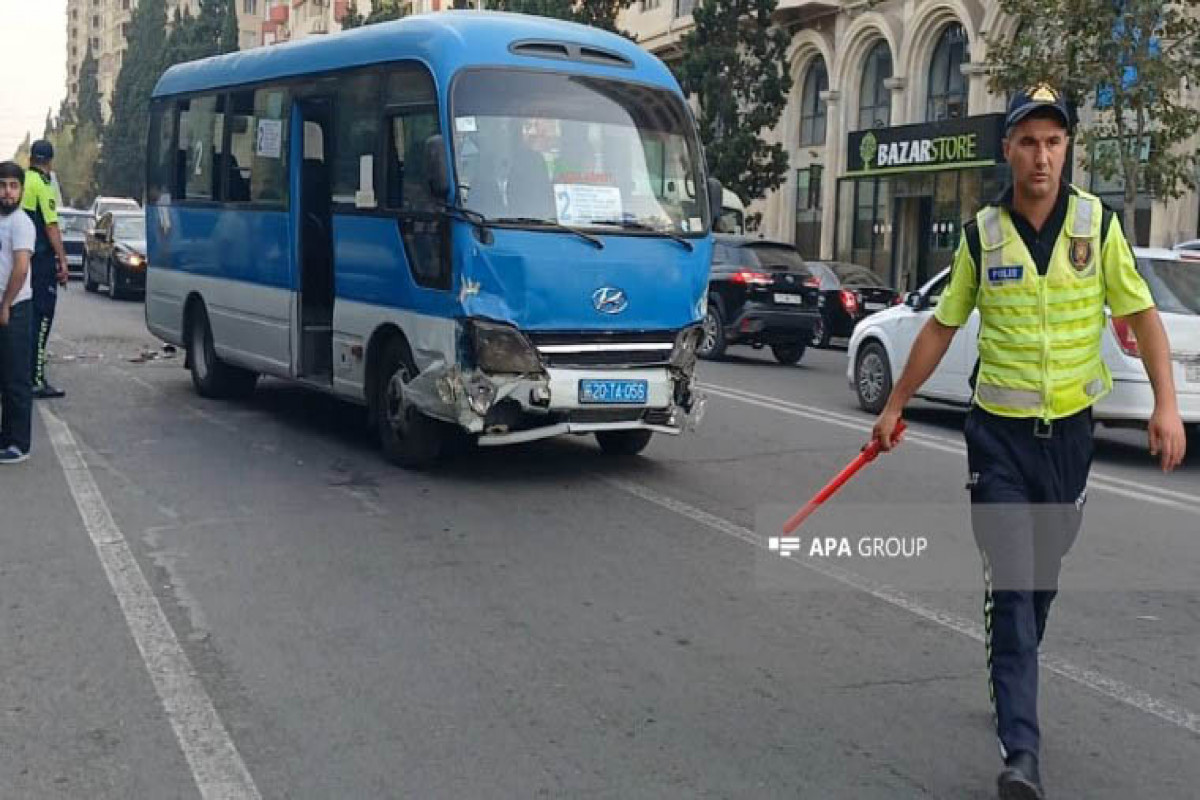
top-left (872, 85), bottom-right (1186, 799)
top-left (22, 140), bottom-right (69, 399)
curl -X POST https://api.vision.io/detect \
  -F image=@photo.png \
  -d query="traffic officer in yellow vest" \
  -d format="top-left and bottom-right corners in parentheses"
top-left (872, 85), bottom-right (1186, 799)
top-left (22, 140), bottom-right (69, 399)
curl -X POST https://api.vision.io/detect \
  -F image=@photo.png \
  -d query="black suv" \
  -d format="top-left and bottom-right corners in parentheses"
top-left (699, 235), bottom-right (821, 364)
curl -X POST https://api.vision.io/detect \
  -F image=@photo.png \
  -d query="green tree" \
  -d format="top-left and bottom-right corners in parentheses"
top-left (43, 109), bottom-right (55, 140)
top-left (673, 0), bottom-right (792, 222)
top-left (485, 0), bottom-right (634, 34)
top-left (987, 0), bottom-right (1200, 243)
top-left (97, 0), bottom-right (168, 198)
top-left (49, 122), bottom-right (101, 207)
top-left (11, 132), bottom-right (31, 165)
top-left (340, 0), bottom-right (403, 29)
top-left (220, 0), bottom-right (240, 53)
top-left (77, 43), bottom-right (103, 130)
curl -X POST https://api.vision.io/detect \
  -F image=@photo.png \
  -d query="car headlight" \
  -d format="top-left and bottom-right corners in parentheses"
top-left (670, 325), bottom-right (704, 369)
top-left (464, 319), bottom-right (543, 374)
top-left (118, 251), bottom-right (144, 267)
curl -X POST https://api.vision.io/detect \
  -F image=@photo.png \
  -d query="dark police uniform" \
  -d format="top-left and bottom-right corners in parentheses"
top-left (21, 164), bottom-right (60, 392)
top-left (936, 181), bottom-right (1154, 777)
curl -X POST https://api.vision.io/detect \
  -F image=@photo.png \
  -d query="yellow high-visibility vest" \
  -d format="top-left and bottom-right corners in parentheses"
top-left (974, 189), bottom-right (1109, 420)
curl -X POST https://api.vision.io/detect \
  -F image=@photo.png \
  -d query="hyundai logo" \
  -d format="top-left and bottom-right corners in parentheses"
top-left (592, 286), bottom-right (628, 315)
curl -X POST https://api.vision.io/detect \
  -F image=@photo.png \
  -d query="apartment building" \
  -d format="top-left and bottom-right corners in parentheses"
top-left (261, 0), bottom-right (480, 46)
top-left (66, 0), bottom-right (263, 121)
top-left (621, 0), bottom-right (1200, 290)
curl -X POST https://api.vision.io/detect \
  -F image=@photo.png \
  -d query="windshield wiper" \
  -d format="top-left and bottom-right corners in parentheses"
top-left (590, 220), bottom-right (694, 252)
top-left (492, 217), bottom-right (604, 249)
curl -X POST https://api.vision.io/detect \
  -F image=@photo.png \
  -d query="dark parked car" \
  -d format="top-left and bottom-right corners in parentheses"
top-left (700, 235), bottom-right (821, 364)
top-left (805, 261), bottom-right (901, 348)
top-left (58, 209), bottom-right (90, 279)
top-left (84, 211), bottom-right (147, 299)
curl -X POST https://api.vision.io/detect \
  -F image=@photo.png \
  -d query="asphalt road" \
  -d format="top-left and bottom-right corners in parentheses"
top-left (2, 285), bottom-right (1198, 799)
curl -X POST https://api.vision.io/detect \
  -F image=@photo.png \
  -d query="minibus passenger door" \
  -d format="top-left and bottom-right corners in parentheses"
top-left (294, 98), bottom-right (335, 380)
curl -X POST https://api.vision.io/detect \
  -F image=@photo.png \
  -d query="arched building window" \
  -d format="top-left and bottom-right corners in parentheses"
top-left (799, 57), bottom-right (828, 146)
top-left (926, 23), bottom-right (969, 121)
top-left (857, 41), bottom-right (892, 131)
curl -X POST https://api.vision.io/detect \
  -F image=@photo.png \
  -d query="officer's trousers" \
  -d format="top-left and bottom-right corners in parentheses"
top-left (964, 405), bottom-right (1093, 760)
top-left (30, 255), bottom-right (57, 389)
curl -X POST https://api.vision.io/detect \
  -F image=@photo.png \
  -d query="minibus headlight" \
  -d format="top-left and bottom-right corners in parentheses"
top-left (467, 319), bottom-right (543, 374)
top-left (670, 325), bottom-right (704, 369)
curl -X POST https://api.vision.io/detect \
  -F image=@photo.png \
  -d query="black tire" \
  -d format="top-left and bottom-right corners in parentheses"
top-left (107, 260), bottom-right (122, 300)
top-left (373, 338), bottom-right (445, 468)
top-left (698, 297), bottom-right (727, 360)
top-left (810, 316), bottom-right (830, 348)
top-left (771, 342), bottom-right (806, 365)
top-left (188, 304), bottom-right (258, 399)
top-left (855, 341), bottom-right (892, 414)
top-left (83, 254), bottom-right (97, 292)
top-left (595, 429), bottom-right (653, 456)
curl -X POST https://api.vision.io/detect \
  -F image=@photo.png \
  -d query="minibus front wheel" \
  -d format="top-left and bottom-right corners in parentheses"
top-left (187, 303), bottom-right (257, 400)
top-left (374, 338), bottom-right (445, 468)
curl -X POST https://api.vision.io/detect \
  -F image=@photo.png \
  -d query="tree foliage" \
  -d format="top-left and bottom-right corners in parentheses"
top-left (987, 0), bottom-right (1200, 242)
top-left (485, 0), bottom-right (634, 34)
top-left (97, 0), bottom-right (168, 199)
top-left (48, 122), bottom-right (101, 207)
top-left (340, 0), bottom-right (404, 29)
top-left (673, 0), bottom-right (792, 220)
top-left (77, 43), bottom-right (103, 130)
top-left (221, 0), bottom-right (241, 54)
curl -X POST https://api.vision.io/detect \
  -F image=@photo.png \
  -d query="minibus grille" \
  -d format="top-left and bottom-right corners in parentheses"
top-left (529, 331), bottom-right (676, 368)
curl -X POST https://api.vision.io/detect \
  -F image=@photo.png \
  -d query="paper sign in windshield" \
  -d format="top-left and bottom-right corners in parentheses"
top-left (554, 184), bottom-right (622, 227)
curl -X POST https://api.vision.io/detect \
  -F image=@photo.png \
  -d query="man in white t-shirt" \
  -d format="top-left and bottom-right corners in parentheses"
top-left (0, 160), bottom-right (35, 463)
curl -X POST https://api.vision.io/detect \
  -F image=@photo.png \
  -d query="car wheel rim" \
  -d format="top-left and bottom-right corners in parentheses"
top-left (385, 365), bottom-right (411, 435)
top-left (701, 310), bottom-right (718, 354)
top-left (858, 352), bottom-right (885, 402)
top-left (192, 323), bottom-right (209, 381)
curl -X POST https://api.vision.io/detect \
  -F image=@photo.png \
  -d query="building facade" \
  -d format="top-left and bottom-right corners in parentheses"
top-left (66, 0), bottom-right (263, 121)
top-left (261, 0), bottom-right (481, 45)
top-left (622, 0), bottom-right (1200, 291)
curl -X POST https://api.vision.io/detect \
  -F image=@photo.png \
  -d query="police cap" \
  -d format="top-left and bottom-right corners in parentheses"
top-left (1005, 83), bottom-right (1072, 135)
top-left (30, 139), bottom-right (54, 162)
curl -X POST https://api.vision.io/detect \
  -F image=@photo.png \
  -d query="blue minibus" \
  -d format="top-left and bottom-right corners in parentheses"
top-left (145, 12), bottom-right (721, 466)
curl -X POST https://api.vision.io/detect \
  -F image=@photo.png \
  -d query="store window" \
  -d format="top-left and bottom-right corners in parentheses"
top-left (926, 23), bottom-right (969, 122)
top-left (799, 57), bottom-right (828, 147)
top-left (794, 166), bottom-right (823, 259)
top-left (850, 177), bottom-right (893, 277)
top-left (857, 41), bottom-right (892, 131)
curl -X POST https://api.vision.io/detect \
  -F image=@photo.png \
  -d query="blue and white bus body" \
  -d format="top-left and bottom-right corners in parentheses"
top-left (146, 12), bottom-right (716, 462)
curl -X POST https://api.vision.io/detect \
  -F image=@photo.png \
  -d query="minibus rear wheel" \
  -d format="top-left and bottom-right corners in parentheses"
top-left (375, 338), bottom-right (444, 468)
top-left (188, 304), bottom-right (257, 399)
top-left (595, 429), bottom-right (653, 456)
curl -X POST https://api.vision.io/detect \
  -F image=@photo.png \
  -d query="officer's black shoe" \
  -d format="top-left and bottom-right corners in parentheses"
top-left (998, 751), bottom-right (1045, 800)
top-left (32, 384), bottom-right (65, 399)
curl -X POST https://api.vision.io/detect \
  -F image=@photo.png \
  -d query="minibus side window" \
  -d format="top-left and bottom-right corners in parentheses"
top-left (147, 100), bottom-right (175, 203)
top-left (384, 64), bottom-right (449, 290)
top-left (223, 87), bottom-right (289, 205)
top-left (179, 94), bottom-right (223, 201)
top-left (331, 72), bottom-right (381, 207)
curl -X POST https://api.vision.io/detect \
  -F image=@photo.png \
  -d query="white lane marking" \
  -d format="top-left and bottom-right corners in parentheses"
top-left (701, 382), bottom-right (1200, 515)
top-left (39, 405), bottom-right (263, 800)
top-left (605, 477), bottom-right (1200, 737)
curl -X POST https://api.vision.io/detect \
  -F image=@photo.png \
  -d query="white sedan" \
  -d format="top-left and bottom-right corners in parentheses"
top-left (846, 247), bottom-right (1200, 434)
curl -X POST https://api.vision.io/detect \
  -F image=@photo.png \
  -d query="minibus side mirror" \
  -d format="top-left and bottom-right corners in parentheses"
top-left (905, 291), bottom-right (924, 310)
top-left (707, 177), bottom-right (724, 230)
top-left (425, 134), bottom-right (451, 200)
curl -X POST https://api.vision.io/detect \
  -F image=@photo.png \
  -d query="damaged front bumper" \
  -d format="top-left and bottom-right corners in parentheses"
top-left (398, 328), bottom-right (706, 447)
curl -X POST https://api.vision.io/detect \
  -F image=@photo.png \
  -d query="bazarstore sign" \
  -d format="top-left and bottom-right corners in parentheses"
top-left (846, 113), bottom-right (1007, 177)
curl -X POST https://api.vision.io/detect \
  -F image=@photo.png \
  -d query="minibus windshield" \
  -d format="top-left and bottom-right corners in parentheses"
top-left (452, 69), bottom-right (709, 236)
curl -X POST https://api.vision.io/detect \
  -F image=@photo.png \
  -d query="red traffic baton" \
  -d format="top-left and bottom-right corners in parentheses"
top-left (781, 420), bottom-right (907, 535)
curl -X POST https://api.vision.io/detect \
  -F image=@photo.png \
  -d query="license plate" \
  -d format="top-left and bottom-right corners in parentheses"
top-left (864, 301), bottom-right (885, 311)
top-left (1186, 364), bottom-right (1200, 384)
top-left (774, 293), bottom-right (805, 305)
top-left (579, 379), bottom-right (648, 405)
